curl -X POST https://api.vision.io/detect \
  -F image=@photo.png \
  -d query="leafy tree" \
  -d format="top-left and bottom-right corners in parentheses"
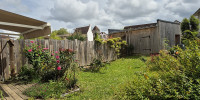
top-left (181, 18), bottom-right (190, 32)
top-left (50, 31), bottom-right (62, 40)
top-left (56, 28), bottom-right (69, 35)
top-left (190, 15), bottom-right (199, 32)
top-left (181, 15), bottom-right (199, 41)
top-left (50, 28), bottom-right (69, 40)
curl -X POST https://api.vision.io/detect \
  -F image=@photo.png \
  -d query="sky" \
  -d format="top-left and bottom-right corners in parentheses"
top-left (0, 0), bottom-right (199, 33)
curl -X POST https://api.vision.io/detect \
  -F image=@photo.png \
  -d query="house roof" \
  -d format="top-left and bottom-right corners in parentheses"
top-left (0, 9), bottom-right (51, 39)
top-left (193, 8), bottom-right (200, 16)
top-left (92, 26), bottom-right (100, 32)
top-left (75, 26), bottom-right (90, 34)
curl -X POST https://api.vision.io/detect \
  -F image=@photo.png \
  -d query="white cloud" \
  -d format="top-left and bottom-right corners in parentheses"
top-left (49, 0), bottom-right (100, 22)
top-left (0, 0), bottom-right (29, 13)
top-left (0, 0), bottom-right (200, 33)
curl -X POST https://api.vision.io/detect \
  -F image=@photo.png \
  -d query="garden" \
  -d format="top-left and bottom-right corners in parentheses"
top-left (1, 15), bottom-right (200, 100)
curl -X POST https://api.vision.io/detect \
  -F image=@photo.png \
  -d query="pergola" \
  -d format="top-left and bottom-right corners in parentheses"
top-left (0, 9), bottom-right (51, 39)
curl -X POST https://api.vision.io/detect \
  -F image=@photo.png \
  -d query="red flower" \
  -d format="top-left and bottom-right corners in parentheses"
top-left (51, 53), bottom-right (54, 56)
top-left (56, 60), bottom-right (60, 63)
top-left (38, 46), bottom-right (41, 48)
top-left (55, 51), bottom-right (58, 53)
top-left (56, 55), bottom-right (59, 59)
top-left (57, 66), bottom-right (61, 70)
top-left (28, 49), bottom-right (32, 52)
top-left (30, 41), bottom-right (34, 43)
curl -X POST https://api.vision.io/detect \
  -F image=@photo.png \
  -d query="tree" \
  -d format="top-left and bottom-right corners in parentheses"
top-left (181, 18), bottom-right (190, 32)
top-left (56, 28), bottom-right (69, 35)
top-left (190, 15), bottom-right (199, 32)
top-left (181, 15), bottom-right (199, 40)
top-left (50, 28), bottom-right (69, 40)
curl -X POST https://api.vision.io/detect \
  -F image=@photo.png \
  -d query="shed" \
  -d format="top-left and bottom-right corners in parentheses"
top-left (0, 9), bottom-right (51, 39)
top-left (125, 19), bottom-right (181, 54)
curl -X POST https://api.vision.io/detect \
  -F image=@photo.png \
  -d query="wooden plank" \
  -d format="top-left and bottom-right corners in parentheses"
top-left (1, 84), bottom-right (23, 100)
top-left (15, 85), bottom-right (26, 92)
top-left (7, 84), bottom-right (28, 99)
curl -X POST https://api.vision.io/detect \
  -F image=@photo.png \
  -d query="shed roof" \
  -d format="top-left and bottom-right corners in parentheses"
top-left (108, 29), bottom-right (124, 34)
top-left (124, 23), bottom-right (157, 30)
top-left (0, 9), bottom-right (51, 39)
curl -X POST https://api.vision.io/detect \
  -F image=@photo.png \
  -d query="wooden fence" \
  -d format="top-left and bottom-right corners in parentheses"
top-left (0, 39), bottom-right (117, 80)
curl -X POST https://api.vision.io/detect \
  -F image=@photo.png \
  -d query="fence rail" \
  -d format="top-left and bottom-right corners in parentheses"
top-left (0, 39), bottom-right (117, 80)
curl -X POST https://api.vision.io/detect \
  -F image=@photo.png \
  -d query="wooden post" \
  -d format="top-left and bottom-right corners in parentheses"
top-left (8, 40), bottom-right (15, 77)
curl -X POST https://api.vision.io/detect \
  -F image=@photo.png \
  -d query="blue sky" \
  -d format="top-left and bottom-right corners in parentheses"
top-left (0, 0), bottom-right (199, 33)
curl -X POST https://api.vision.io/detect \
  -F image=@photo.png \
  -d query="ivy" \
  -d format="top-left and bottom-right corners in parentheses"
top-left (94, 35), bottom-right (127, 56)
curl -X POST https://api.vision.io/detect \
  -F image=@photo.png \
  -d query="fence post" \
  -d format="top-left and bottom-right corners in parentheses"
top-left (8, 40), bottom-right (15, 77)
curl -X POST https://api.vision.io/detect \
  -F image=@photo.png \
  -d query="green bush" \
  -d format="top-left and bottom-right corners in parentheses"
top-left (22, 41), bottom-right (79, 99)
top-left (116, 39), bottom-right (200, 100)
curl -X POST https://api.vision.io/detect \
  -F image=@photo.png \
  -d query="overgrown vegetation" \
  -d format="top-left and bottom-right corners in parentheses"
top-left (18, 41), bottom-right (78, 99)
top-left (94, 33), bottom-right (127, 56)
top-left (181, 15), bottom-right (199, 43)
top-left (116, 39), bottom-right (200, 100)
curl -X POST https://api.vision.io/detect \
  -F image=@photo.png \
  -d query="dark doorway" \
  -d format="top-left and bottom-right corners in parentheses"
top-left (175, 35), bottom-right (180, 45)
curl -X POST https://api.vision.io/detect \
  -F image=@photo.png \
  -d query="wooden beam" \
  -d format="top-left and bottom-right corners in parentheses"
top-left (0, 33), bottom-right (20, 36)
top-left (22, 23), bottom-right (51, 35)
top-left (0, 21), bottom-right (43, 29)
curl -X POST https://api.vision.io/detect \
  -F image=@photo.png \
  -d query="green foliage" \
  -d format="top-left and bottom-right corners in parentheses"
top-left (87, 57), bottom-right (106, 72)
top-left (50, 31), bottom-right (62, 40)
top-left (182, 30), bottom-right (198, 43)
top-left (67, 33), bottom-right (86, 41)
top-left (117, 39), bottom-right (200, 100)
top-left (181, 18), bottom-right (190, 32)
top-left (181, 15), bottom-right (199, 42)
top-left (0, 90), bottom-right (3, 99)
top-left (190, 15), bottom-right (200, 32)
top-left (23, 81), bottom-right (67, 99)
top-left (107, 37), bottom-right (127, 55)
top-left (50, 28), bottom-right (69, 40)
top-left (95, 37), bottom-right (127, 56)
top-left (15, 65), bottom-right (38, 83)
top-left (23, 41), bottom-right (78, 99)
top-left (56, 28), bottom-right (69, 35)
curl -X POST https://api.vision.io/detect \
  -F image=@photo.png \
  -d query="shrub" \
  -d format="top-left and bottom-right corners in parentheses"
top-left (116, 39), bottom-right (200, 100)
top-left (22, 41), bottom-right (79, 99)
top-left (88, 57), bottom-right (106, 72)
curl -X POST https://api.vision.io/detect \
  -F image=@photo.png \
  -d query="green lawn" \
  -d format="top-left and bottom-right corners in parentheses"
top-left (65, 56), bottom-right (147, 100)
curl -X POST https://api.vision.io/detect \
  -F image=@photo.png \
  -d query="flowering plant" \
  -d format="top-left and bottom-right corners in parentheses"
top-left (24, 41), bottom-right (78, 85)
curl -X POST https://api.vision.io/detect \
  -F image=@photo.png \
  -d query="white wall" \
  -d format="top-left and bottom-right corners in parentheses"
top-left (87, 25), bottom-right (94, 41)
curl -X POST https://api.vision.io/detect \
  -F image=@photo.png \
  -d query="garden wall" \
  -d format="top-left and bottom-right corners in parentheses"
top-left (0, 39), bottom-right (117, 80)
